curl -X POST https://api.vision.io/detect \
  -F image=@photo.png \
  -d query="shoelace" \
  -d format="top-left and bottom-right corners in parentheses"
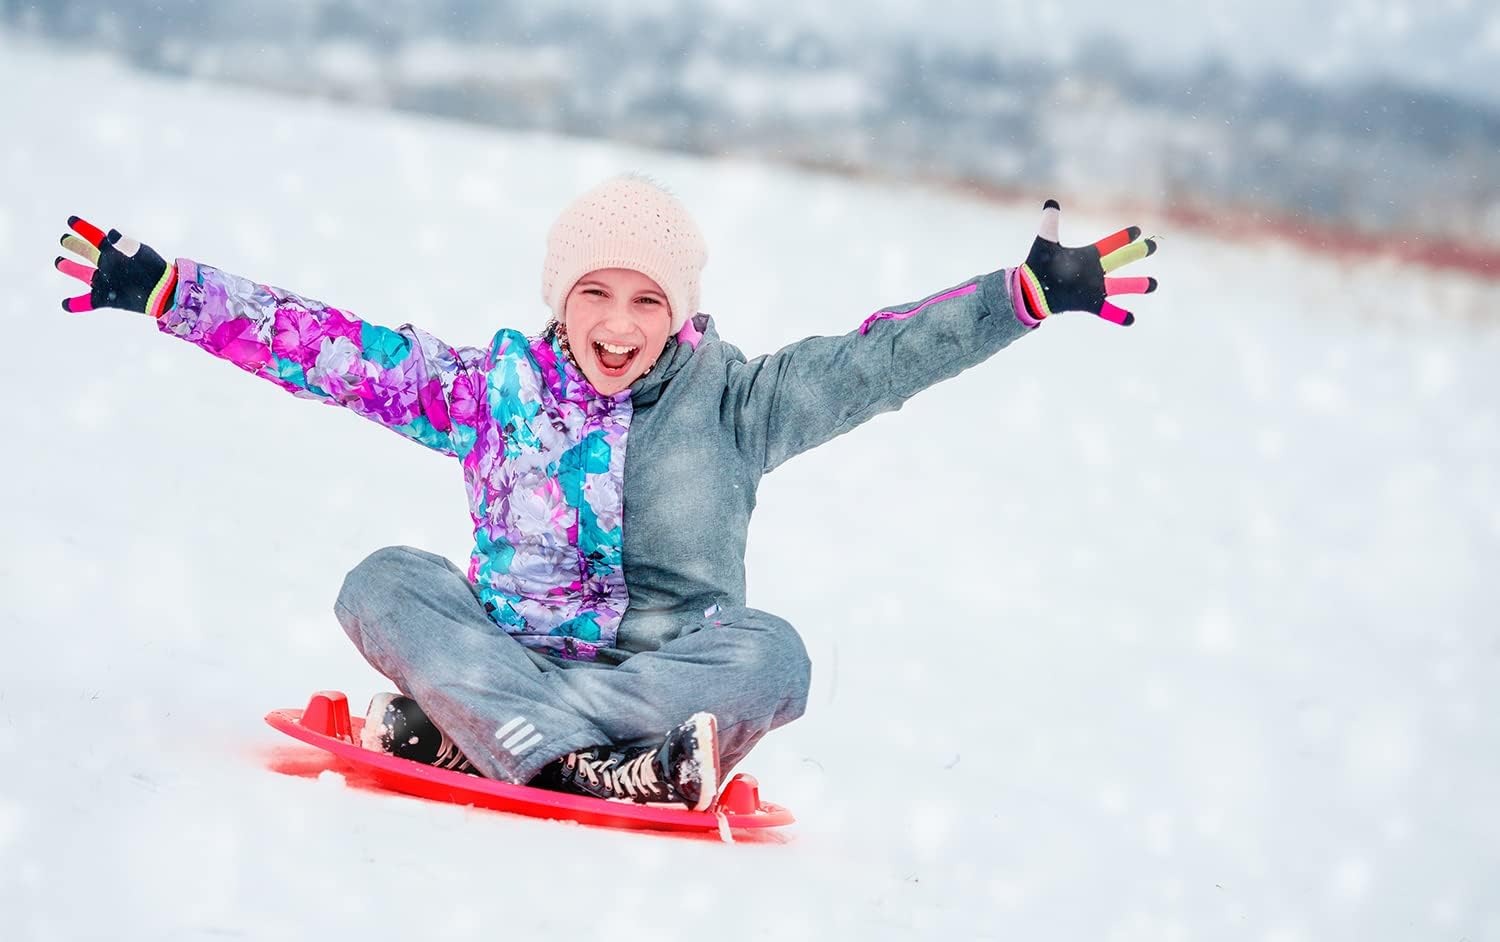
top-left (432, 731), bottom-right (476, 772)
top-left (566, 749), bottom-right (666, 800)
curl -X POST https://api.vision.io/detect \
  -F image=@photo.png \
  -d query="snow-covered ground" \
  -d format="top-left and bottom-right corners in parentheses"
top-left (3, 39), bottom-right (1498, 942)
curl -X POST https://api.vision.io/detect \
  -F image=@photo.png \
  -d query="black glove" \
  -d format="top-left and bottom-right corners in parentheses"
top-left (55, 215), bottom-right (177, 318)
top-left (1015, 199), bottom-right (1159, 327)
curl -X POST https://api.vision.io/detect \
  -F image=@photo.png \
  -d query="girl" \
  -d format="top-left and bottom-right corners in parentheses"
top-left (54, 174), bottom-right (1158, 812)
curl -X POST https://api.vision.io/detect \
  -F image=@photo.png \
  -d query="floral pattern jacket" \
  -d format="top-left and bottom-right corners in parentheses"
top-left (159, 258), bottom-right (1032, 662)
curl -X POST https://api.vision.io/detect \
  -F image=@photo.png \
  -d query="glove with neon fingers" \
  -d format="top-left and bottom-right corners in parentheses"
top-left (54, 215), bottom-right (177, 318)
top-left (1012, 199), bottom-right (1159, 328)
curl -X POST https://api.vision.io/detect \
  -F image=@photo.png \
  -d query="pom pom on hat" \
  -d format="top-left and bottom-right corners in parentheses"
top-left (542, 172), bottom-right (708, 335)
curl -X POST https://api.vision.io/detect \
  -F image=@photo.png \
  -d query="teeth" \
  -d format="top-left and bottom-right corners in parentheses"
top-left (596, 341), bottom-right (637, 355)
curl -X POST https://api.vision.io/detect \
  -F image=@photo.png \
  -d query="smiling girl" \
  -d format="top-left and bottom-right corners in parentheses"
top-left (55, 173), bottom-right (1158, 810)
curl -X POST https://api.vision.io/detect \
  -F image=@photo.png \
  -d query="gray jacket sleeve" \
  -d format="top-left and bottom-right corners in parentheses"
top-left (726, 267), bottom-right (1033, 474)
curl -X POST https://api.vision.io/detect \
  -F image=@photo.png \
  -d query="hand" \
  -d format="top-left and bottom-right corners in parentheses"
top-left (1014, 199), bottom-right (1159, 327)
top-left (55, 215), bottom-right (177, 318)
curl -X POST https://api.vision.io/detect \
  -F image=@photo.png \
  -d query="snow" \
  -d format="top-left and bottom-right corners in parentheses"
top-left (4, 37), bottom-right (1500, 942)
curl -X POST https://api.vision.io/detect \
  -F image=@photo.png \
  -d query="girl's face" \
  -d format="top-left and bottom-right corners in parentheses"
top-left (562, 268), bottom-right (673, 396)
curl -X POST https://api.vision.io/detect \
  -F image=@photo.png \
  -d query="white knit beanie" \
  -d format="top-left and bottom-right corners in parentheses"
top-left (542, 173), bottom-right (708, 335)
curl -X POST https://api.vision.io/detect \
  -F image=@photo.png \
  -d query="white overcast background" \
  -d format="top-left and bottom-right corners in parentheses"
top-left (2, 14), bottom-right (1499, 942)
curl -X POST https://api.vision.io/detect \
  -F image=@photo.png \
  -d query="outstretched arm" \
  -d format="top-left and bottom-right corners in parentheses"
top-left (727, 269), bottom-right (1022, 474)
top-left (727, 200), bottom-right (1160, 474)
top-left (56, 216), bottom-right (487, 458)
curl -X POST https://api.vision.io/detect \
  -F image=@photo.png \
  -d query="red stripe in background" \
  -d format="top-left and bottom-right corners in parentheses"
top-left (910, 176), bottom-right (1497, 281)
top-left (69, 217), bottom-right (107, 248)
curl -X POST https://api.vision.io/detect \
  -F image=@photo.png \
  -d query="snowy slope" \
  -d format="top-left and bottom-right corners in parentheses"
top-left (3, 38), bottom-right (1499, 942)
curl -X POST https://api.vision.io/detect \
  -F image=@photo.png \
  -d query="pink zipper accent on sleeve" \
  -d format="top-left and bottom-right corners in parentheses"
top-left (857, 283), bottom-right (977, 335)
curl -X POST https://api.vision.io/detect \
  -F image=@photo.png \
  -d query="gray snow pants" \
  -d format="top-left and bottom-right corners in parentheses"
top-left (333, 545), bottom-right (812, 784)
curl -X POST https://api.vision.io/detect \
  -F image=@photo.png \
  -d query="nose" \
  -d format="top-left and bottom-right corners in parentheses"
top-left (599, 299), bottom-right (637, 335)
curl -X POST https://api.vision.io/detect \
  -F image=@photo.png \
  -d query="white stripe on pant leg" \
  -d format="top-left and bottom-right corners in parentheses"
top-left (502, 723), bottom-right (536, 751)
top-left (495, 717), bottom-right (527, 740)
top-left (510, 732), bottom-right (544, 756)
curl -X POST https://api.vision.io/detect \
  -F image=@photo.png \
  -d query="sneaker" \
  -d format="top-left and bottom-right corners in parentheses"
top-left (361, 692), bottom-right (482, 776)
top-left (530, 712), bottom-right (720, 811)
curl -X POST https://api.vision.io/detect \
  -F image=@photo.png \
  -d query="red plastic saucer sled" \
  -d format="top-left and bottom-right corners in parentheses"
top-left (265, 691), bottom-right (794, 839)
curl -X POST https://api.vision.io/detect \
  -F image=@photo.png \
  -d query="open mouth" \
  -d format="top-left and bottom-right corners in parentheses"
top-left (592, 340), bottom-right (640, 378)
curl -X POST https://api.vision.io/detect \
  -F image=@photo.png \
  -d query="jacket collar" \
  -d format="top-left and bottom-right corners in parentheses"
top-left (628, 313), bottom-right (718, 407)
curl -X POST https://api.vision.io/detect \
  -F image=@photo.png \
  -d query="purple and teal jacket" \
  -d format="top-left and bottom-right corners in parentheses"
top-left (159, 258), bottom-right (1034, 662)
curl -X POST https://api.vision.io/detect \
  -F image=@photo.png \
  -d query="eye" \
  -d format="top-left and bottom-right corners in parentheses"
top-left (635, 296), bottom-right (662, 305)
top-left (583, 288), bottom-right (606, 297)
